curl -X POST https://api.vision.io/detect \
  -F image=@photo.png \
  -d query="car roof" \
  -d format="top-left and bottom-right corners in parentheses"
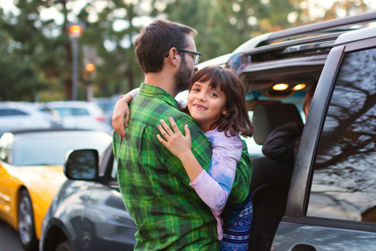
top-left (4, 128), bottom-right (98, 136)
top-left (46, 101), bottom-right (95, 106)
top-left (335, 26), bottom-right (376, 45)
top-left (245, 11), bottom-right (376, 50)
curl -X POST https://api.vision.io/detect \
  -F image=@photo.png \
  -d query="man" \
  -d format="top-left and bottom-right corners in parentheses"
top-left (113, 20), bottom-right (251, 250)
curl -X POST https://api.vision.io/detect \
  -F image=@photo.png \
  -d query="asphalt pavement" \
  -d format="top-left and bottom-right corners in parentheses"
top-left (0, 220), bottom-right (25, 251)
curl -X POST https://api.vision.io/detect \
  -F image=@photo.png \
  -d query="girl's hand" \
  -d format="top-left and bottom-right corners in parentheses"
top-left (157, 117), bottom-right (191, 159)
top-left (112, 95), bottom-right (131, 137)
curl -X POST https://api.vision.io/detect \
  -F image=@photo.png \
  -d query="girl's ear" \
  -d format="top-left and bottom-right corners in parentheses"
top-left (222, 109), bottom-right (228, 116)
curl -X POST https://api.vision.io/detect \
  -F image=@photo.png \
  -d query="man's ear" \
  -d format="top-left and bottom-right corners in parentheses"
top-left (166, 47), bottom-right (179, 66)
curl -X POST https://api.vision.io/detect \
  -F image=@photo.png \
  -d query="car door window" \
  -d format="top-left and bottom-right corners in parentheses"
top-left (307, 47), bottom-right (376, 223)
top-left (0, 108), bottom-right (28, 116)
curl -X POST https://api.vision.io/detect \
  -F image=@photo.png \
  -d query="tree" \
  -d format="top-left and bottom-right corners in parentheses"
top-left (162, 0), bottom-right (304, 60)
top-left (0, 3), bottom-right (46, 101)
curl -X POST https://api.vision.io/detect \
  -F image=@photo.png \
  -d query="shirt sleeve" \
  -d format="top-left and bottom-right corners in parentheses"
top-left (227, 141), bottom-right (253, 204)
top-left (190, 130), bottom-right (243, 212)
top-left (128, 88), bottom-right (140, 98)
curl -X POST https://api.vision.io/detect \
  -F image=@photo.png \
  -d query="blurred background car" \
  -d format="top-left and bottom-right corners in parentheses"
top-left (0, 129), bottom-right (112, 251)
top-left (45, 101), bottom-right (112, 133)
top-left (91, 96), bottom-right (120, 126)
top-left (0, 102), bottom-right (54, 136)
top-left (33, 103), bottom-right (63, 129)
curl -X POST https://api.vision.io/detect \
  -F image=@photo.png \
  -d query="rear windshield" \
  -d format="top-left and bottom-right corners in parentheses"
top-left (12, 131), bottom-right (111, 166)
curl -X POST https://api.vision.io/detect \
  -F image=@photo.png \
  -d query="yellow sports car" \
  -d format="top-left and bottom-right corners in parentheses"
top-left (0, 129), bottom-right (111, 250)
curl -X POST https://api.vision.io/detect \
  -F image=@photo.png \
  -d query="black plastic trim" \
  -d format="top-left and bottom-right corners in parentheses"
top-left (265, 12), bottom-right (376, 44)
top-left (285, 45), bottom-right (346, 217)
top-left (281, 216), bottom-right (376, 232)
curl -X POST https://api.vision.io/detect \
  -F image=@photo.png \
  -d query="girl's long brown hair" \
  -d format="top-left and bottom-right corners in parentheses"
top-left (188, 66), bottom-right (253, 137)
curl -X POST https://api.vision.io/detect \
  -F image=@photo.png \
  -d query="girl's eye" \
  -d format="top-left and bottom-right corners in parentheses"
top-left (192, 88), bottom-right (200, 92)
top-left (209, 92), bottom-right (218, 97)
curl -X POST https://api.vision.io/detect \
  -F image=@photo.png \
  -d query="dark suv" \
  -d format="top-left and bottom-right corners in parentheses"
top-left (231, 12), bottom-right (376, 251)
top-left (40, 12), bottom-right (376, 251)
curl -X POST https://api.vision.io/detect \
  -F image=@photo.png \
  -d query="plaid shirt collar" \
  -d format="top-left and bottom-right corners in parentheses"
top-left (139, 82), bottom-right (179, 109)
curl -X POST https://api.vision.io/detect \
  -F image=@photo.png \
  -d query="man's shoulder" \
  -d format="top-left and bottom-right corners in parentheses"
top-left (131, 95), bottom-right (194, 126)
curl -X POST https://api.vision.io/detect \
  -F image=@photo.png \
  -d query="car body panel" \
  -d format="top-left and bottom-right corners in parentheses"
top-left (271, 220), bottom-right (376, 250)
top-left (0, 161), bottom-right (65, 238)
top-left (45, 101), bottom-right (111, 133)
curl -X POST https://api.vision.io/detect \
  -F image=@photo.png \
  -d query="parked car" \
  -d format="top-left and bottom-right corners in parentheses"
top-left (41, 11), bottom-right (376, 251)
top-left (33, 103), bottom-right (63, 128)
top-left (40, 145), bottom-right (136, 251)
top-left (0, 102), bottom-right (53, 136)
top-left (45, 101), bottom-right (112, 133)
top-left (0, 129), bottom-right (112, 250)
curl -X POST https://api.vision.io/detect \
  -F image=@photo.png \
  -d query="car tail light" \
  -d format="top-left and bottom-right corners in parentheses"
top-left (95, 116), bottom-right (105, 121)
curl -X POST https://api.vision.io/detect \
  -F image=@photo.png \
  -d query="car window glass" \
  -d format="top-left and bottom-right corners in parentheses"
top-left (54, 107), bottom-right (72, 116)
top-left (0, 108), bottom-right (28, 116)
top-left (12, 132), bottom-right (111, 166)
top-left (71, 108), bottom-right (90, 116)
top-left (307, 47), bottom-right (376, 223)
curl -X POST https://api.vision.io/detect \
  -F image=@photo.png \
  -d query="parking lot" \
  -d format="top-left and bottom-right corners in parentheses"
top-left (0, 221), bottom-right (24, 251)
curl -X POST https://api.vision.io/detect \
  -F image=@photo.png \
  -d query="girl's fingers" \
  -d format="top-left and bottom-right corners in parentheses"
top-left (168, 117), bottom-right (180, 134)
top-left (157, 124), bottom-right (169, 138)
top-left (184, 124), bottom-right (191, 139)
top-left (157, 134), bottom-right (167, 146)
top-left (160, 119), bottom-right (173, 135)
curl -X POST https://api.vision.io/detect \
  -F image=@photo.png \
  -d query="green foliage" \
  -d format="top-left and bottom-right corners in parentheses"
top-left (0, 0), bottom-right (373, 101)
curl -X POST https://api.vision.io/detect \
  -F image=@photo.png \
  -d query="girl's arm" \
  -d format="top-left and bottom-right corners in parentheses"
top-left (112, 88), bottom-right (187, 136)
top-left (112, 88), bottom-right (139, 137)
top-left (157, 117), bottom-right (242, 211)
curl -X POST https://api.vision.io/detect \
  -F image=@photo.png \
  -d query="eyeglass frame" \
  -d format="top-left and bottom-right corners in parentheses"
top-left (176, 49), bottom-right (201, 65)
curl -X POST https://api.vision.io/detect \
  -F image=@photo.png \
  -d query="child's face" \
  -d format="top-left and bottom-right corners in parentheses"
top-left (187, 80), bottom-right (227, 132)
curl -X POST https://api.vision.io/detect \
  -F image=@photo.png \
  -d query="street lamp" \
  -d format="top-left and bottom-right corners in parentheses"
top-left (67, 24), bottom-right (84, 100)
top-left (85, 63), bottom-right (96, 101)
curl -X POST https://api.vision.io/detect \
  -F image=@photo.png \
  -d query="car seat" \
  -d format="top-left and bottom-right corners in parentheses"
top-left (249, 102), bottom-right (303, 251)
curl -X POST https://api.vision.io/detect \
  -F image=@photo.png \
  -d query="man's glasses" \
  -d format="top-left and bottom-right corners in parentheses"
top-left (177, 49), bottom-right (201, 65)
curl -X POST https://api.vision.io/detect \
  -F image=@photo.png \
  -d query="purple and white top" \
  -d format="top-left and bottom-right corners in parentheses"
top-left (190, 129), bottom-right (242, 240)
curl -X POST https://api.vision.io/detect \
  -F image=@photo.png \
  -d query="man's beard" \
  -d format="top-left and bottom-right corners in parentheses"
top-left (174, 56), bottom-right (193, 94)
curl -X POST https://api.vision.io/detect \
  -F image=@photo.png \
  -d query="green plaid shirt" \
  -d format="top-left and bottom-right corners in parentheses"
top-left (114, 83), bottom-right (251, 250)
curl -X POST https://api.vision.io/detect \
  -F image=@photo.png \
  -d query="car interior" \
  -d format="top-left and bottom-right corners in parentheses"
top-left (248, 102), bottom-right (304, 250)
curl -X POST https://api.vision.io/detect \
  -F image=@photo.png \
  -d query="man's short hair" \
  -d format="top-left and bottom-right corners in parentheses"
top-left (135, 20), bottom-right (197, 73)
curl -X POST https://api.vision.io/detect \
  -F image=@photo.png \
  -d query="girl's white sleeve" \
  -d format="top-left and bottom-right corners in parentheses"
top-left (189, 130), bottom-right (243, 211)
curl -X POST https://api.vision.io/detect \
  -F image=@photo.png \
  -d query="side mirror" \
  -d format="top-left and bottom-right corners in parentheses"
top-left (64, 149), bottom-right (99, 180)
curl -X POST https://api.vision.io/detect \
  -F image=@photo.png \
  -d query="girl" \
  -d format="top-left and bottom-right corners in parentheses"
top-left (156, 66), bottom-right (253, 250)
